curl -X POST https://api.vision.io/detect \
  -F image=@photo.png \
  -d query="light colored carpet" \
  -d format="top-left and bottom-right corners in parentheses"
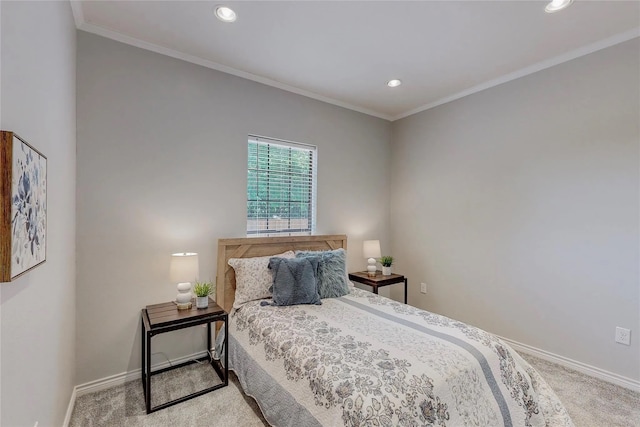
top-left (70, 355), bottom-right (639, 426)
top-left (521, 354), bottom-right (640, 427)
top-left (70, 364), bottom-right (268, 427)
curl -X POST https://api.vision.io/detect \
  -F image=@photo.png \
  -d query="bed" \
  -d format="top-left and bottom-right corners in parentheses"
top-left (215, 235), bottom-right (574, 427)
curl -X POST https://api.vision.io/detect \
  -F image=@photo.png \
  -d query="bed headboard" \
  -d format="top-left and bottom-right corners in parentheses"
top-left (216, 234), bottom-right (347, 313)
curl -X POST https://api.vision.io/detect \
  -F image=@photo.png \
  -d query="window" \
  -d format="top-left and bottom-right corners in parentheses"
top-left (247, 135), bottom-right (317, 236)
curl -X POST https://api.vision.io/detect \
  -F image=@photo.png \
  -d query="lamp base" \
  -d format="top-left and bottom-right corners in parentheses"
top-left (176, 301), bottom-right (192, 310)
top-left (367, 258), bottom-right (377, 277)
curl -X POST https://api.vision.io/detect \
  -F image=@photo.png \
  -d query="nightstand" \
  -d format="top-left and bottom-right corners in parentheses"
top-left (140, 298), bottom-right (228, 414)
top-left (348, 271), bottom-right (408, 304)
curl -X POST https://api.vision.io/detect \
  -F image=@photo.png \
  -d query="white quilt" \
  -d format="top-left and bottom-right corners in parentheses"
top-left (227, 288), bottom-right (574, 427)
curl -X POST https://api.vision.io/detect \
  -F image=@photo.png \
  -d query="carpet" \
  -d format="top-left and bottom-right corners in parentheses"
top-left (521, 353), bottom-right (640, 427)
top-left (70, 364), bottom-right (268, 427)
top-left (70, 354), bottom-right (639, 426)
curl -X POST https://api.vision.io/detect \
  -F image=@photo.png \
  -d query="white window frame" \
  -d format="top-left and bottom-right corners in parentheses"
top-left (246, 135), bottom-right (317, 237)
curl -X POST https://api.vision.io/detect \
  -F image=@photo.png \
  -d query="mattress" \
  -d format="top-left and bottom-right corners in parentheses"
top-left (226, 287), bottom-right (574, 427)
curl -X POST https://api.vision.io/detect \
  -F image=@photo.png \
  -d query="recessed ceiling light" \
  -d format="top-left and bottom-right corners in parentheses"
top-left (215, 5), bottom-right (237, 22)
top-left (545, 0), bottom-right (573, 13)
top-left (387, 79), bottom-right (402, 88)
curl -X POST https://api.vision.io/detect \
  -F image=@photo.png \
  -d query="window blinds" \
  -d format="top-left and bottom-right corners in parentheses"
top-left (247, 135), bottom-right (317, 236)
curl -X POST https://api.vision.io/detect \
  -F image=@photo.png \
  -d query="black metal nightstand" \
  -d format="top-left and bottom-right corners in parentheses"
top-left (140, 298), bottom-right (228, 413)
top-left (348, 271), bottom-right (408, 304)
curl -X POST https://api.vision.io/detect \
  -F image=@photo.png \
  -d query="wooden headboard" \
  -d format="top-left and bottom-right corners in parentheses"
top-left (216, 234), bottom-right (347, 313)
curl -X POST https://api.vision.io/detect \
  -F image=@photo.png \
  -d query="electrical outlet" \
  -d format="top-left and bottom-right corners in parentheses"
top-left (615, 327), bottom-right (631, 345)
top-left (420, 283), bottom-right (427, 294)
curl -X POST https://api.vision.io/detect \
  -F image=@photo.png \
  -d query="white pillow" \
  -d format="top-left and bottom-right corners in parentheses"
top-left (228, 251), bottom-right (295, 309)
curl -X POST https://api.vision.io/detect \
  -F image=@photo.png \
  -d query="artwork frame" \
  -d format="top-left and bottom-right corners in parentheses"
top-left (1, 131), bottom-right (47, 282)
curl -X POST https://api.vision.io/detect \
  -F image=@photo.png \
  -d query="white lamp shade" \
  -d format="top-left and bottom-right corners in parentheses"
top-left (170, 252), bottom-right (199, 283)
top-left (362, 240), bottom-right (381, 259)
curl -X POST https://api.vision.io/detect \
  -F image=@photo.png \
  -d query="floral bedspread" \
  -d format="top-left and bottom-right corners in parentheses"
top-left (228, 288), bottom-right (574, 427)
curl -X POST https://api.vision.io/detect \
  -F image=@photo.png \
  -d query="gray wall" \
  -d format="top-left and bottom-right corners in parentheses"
top-left (0, 1), bottom-right (77, 426)
top-left (76, 32), bottom-right (392, 384)
top-left (391, 39), bottom-right (639, 380)
top-left (77, 23), bottom-right (638, 388)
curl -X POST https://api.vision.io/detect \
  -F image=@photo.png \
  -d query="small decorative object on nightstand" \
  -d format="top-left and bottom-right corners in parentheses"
top-left (379, 256), bottom-right (394, 276)
top-left (349, 270), bottom-right (408, 304)
top-left (193, 281), bottom-right (214, 309)
top-left (363, 240), bottom-right (381, 277)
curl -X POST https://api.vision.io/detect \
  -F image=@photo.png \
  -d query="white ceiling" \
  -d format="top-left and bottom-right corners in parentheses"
top-left (72, 1), bottom-right (640, 121)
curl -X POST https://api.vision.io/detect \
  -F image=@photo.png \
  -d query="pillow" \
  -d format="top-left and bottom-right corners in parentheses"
top-left (267, 257), bottom-right (321, 306)
top-left (295, 248), bottom-right (350, 298)
top-left (228, 250), bottom-right (295, 309)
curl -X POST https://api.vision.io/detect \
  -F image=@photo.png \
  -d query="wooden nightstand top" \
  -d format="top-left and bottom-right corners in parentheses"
top-left (144, 298), bottom-right (225, 329)
top-left (348, 271), bottom-right (405, 286)
top-left (348, 271), bottom-right (408, 304)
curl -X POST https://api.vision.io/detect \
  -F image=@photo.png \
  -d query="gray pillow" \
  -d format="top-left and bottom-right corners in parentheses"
top-left (267, 257), bottom-right (321, 306)
top-left (295, 248), bottom-right (350, 298)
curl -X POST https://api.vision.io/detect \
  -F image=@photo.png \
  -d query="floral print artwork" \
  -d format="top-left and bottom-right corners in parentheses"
top-left (10, 136), bottom-right (46, 278)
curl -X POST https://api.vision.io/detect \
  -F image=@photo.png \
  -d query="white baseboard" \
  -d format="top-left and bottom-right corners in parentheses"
top-left (63, 351), bottom-right (209, 426)
top-left (62, 387), bottom-right (76, 427)
top-left (75, 351), bottom-right (209, 397)
top-left (64, 340), bottom-right (639, 426)
top-left (500, 336), bottom-right (640, 393)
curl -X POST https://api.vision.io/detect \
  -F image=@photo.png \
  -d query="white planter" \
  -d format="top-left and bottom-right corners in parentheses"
top-left (196, 296), bottom-right (209, 309)
top-left (382, 266), bottom-right (392, 276)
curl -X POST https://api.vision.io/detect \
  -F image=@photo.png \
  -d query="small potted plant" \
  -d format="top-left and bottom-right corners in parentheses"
top-left (379, 256), bottom-right (394, 276)
top-left (193, 281), bottom-right (214, 309)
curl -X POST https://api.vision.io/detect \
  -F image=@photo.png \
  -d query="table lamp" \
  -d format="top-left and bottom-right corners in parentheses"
top-left (362, 240), bottom-right (381, 277)
top-left (170, 252), bottom-right (199, 310)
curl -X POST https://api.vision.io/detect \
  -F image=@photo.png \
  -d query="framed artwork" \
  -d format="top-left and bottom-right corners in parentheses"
top-left (1, 131), bottom-right (47, 282)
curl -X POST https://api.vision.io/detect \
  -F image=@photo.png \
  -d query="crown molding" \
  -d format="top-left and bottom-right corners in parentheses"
top-left (70, 2), bottom-right (638, 123)
top-left (72, 16), bottom-right (393, 121)
top-left (392, 27), bottom-right (640, 121)
top-left (70, 1), bottom-right (84, 28)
